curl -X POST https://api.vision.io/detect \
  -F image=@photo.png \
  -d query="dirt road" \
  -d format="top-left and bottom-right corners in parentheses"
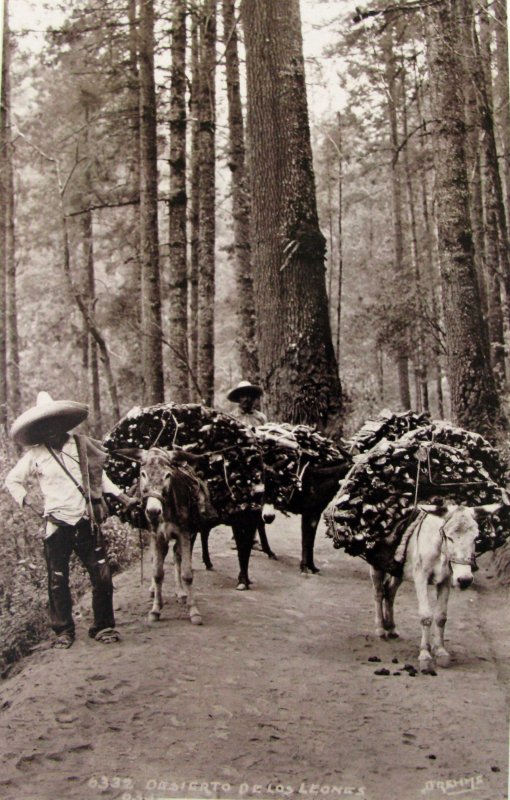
top-left (0, 515), bottom-right (508, 800)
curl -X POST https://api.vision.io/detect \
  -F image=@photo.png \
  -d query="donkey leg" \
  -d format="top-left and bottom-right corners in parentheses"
top-left (173, 539), bottom-right (187, 604)
top-left (178, 533), bottom-right (202, 625)
top-left (382, 575), bottom-right (402, 638)
top-left (257, 518), bottom-right (277, 560)
top-left (434, 580), bottom-right (451, 667)
top-left (370, 566), bottom-right (387, 638)
top-left (413, 570), bottom-right (435, 671)
top-left (149, 535), bottom-right (167, 623)
top-left (199, 528), bottom-right (213, 570)
top-left (233, 517), bottom-right (256, 591)
top-left (301, 513), bottom-right (320, 574)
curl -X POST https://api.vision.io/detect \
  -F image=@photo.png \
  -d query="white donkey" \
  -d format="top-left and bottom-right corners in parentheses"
top-left (370, 502), bottom-right (502, 672)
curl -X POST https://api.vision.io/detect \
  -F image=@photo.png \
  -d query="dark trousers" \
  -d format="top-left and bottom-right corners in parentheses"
top-left (43, 518), bottom-right (115, 638)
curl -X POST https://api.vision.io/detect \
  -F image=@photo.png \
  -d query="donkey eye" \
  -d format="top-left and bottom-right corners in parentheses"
top-left (140, 470), bottom-right (147, 480)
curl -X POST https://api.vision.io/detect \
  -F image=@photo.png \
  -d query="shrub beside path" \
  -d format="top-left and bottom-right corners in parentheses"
top-left (0, 516), bottom-right (508, 800)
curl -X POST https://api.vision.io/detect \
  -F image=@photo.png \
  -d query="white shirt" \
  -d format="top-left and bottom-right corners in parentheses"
top-left (230, 406), bottom-right (267, 429)
top-left (4, 437), bottom-right (121, 536)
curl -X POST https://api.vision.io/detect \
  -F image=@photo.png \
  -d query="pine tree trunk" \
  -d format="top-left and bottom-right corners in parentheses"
top-left (3, 0), bottom-right (21, 422)
top-left (336, 112), bottom-right (343, 365)
top-left (0, 0), bottom-right (10, 429)
top-left (382, 21), bottom-right (411, 410)
top-left (459, 0), bottom-right (488, 319)
top-left (425, 0), bottom-right (505, 437)
top-left (128, 0), bottom-right (142, 319)
top-left (188, 10), bottom-right (200, 399)
top-left (139, 0), bottom-right (164, 404)
top-left (479, 1), bottom-right (506, 386)
top-left (402, 65), bottom-right (427, 411)
top-left (494, 0), bottom-right (510, 230)
top-left (197, 0), bottom-right (216, 405)
top-left (242, 0), bottom-right (343, 438)
top-left (168, 0), bottom-right (189, 402)
top-left (81, 210), bottom-right (102, 435)
top-left (416, 75), bottom-right (445, 417)
top-left (222, 0), bottom-right (259, 382)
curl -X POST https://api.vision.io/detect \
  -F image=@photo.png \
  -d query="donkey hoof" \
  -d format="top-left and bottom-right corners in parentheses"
top-left (435, 650), bottom-right (450, 668)
top-left (148, 612), bottom-right (160, 624)
top-left (236, 581), bottom-right (249, 591)
top-left (419, 655), bottom-right (434, 673)
top-left (386, 630), bottom-right (400, 639)
top-left (190, 613), bottom-right (203, 625)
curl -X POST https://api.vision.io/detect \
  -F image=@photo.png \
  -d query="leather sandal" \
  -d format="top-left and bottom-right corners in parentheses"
top-left (53, 633), bottom-right (74, 650)
top-left (94, 628), bottom-right (121, 644)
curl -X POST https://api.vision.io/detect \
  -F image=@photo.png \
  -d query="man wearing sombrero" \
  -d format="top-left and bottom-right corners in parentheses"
top-left (227, 380), bottom-right (267, 429)
top-left (227, 380), bottom-right (271, 554)
top-left (4, 392), bottom-right (135, 650)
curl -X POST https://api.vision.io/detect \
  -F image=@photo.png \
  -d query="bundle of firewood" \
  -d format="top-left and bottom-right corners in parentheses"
top-left (325, 433), bottom-right (510, 567)
top-left (254, 423), bottom-right (351, 511)
top-left (103, 403), bottom-right (265, 522)
top-left (398, 420), bottom-right (509, 485)
top-left (346, 409), bottom-right (431, 454)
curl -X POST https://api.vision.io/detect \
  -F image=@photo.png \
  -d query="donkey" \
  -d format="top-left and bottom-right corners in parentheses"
top-left (138, 448), bottom-right (203, 625)
top-left (369, 502), bottom-right (502, 672)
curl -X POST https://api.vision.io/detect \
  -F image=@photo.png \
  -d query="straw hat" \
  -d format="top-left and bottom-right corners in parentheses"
top-left (226, 380), bottom-right (263, 403)
top-left (10, 392), bottom-right (89, 446)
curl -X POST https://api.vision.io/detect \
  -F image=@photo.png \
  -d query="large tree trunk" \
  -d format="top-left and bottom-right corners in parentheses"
top-left (494, 0), bottom-right (510, 230)
top-left (425, 0), bottom-right (505, 438)
top-left (3, 0), bottom-right (21, 423)
top-left (222, 0), bottom-right (259, 382)
top-left (0, 0), bottom-right (10, 429)
top-left (382, 20), bottom-right (411, 410)
top-left (188, 9), bottom-right (200, 400)
top-left (139, 0), bottom-right (164, 404)
top-left (81, 209), bottom-right (102, 436)
top-left (197, 0), bottom-right (216, 405)
top-left (242, 0), bottom-right (343, 438)
top-left (479, 0), bottom-right (506, 387)
top-left (168, 0), bottom-right (189, 402)
top-left (402, 65), bottom-right (428, 411)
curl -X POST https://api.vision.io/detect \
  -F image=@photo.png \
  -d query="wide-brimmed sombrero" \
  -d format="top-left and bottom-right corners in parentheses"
top-left (226, 380), bottom-right (263, 403)
top-left (10, 392), bottom-right (89, 446)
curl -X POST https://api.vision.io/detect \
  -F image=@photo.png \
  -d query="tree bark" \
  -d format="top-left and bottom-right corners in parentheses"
top-left (168, 0), bottom-right (189, 402)
top-left (3, 0), bottom-right (21, 423)
top-left (494, 0), bottom-right (510, 230)
top-left (197, 0), bottom-right (216, 405)
top-left (479, 0), bottom-right (506, 387)
top-left (139, 0), bottom-right (164, 404)
top-left (382, 19), bottom-right (411, 410)
top-left (0, 0), bottom-right (10, 429)
top-left (188, 9), bottom-right (200, 399)
top-left (242, 0), bottom-right (343, 438)
top-left (425, 0), bottom-right (505, 438)
top-left (222, 0), bottom-right (259, 383)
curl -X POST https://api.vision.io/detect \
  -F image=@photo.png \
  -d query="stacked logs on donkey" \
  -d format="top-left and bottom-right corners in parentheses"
top-left (103, 404), bottom-right (353, 591)
top-left (252, 423), bottom-right (352, 573)
top-left (103, 403), bottom-right (265, 591)
top-left (325, 412), bottom-right (510, 573)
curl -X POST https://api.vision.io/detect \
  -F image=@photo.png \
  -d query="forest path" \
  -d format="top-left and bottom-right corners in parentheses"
top-left (0, 515), bottom-right (508, 800)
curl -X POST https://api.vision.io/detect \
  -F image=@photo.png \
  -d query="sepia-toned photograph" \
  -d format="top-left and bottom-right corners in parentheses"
top-left (0, 1), bottom-right (509, 799)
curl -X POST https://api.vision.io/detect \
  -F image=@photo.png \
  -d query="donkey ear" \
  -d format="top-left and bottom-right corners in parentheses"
top-left (111, 447), bottom-right (146, 464)
top-left (418, 503), bottom-right (450, 517)
top-left (472, 502), bottom-right (503, 521)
